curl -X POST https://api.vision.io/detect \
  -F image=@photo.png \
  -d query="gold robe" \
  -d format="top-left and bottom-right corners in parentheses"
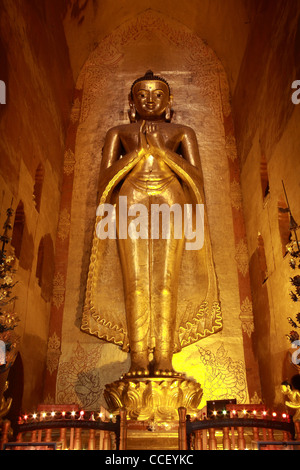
top-left (81, 147), bottom-right (222, 352)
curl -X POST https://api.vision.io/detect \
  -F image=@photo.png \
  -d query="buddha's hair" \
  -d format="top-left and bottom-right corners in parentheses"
top-left (130, 70), bottom-right (171, 98)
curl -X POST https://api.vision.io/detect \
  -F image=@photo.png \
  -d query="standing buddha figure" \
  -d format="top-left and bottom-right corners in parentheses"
top-left (82, 71), bottom-right (222, 378)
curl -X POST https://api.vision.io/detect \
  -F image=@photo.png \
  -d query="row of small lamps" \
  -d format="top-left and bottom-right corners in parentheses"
top-left (19, 408), bottom-right (290, 423)
top-left (19, 410), bottom-right (114, 423)
top-left (206, 409), bottom-right (290, 419)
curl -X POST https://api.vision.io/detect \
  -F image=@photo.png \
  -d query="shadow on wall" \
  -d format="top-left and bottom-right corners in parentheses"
top-left (249, 245), bottom-right (275, 407)
top-left (11, 200), bottom-right (34, 271)
top-left (75, 361), bottom-right (128, 410)
top-left (4, 352), bottom-right (24, 438)
top-left (36, 234), bottom-right (55, 302)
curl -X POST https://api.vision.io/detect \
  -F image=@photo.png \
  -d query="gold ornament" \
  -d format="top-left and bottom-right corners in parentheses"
top-left (104, 375), bottom-right (203, 421)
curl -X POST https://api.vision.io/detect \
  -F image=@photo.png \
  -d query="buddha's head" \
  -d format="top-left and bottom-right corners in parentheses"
top-left (129, 70), bottom-right (173, 122)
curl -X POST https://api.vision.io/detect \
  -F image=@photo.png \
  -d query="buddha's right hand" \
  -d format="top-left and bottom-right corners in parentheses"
top-left (138, 120), bottom-right (149, 152)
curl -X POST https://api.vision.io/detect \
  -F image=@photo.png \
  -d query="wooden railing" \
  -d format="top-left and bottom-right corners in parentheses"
top-left (1, 407), bottom-right (126, 450)
top-left (178, 406), bottom-right (300, 450)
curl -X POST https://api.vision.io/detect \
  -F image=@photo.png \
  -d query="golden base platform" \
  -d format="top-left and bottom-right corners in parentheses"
top-left (126, 420), bottom-right (179, 450)
top-left (104, 373), bottom-right (203, 422)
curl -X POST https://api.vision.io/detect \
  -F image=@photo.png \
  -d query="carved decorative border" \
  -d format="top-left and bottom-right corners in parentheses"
top-left (219, 79), bottom-right (261, 401)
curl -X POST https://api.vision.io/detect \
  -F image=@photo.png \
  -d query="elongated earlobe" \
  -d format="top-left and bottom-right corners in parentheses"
top-left (165, 106), bottom-right (171, 121)
top-left (165, 95), bottom-right (173, 121)
top-left (129, 103), bottom-right (136, 122)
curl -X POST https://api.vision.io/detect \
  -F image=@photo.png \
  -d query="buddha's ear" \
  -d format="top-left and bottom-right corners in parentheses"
top-left (128, 93), bottom-right (137, 122)
top-left (165, 94), bottom-right (174, 121)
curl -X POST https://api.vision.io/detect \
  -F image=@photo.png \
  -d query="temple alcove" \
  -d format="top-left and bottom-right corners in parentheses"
top-left (42, 10), bottom-right (258, 410)
top-left (0, 1), bottom-right (299, 419)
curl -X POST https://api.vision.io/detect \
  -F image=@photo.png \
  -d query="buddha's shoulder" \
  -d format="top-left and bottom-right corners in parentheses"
top-left (105, 122), bottom-right (196, 136)
top-left (169, 122), bottom-right (195, 131)
top-left (166, 122), bottom-right (197, 137)
top-left (151, 122), bottom-right (197, 137)
top-left (106, 123), bottom-right (138, 135)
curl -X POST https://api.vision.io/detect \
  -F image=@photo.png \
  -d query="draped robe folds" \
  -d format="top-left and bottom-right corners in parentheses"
top-left (81, 146), bottom-right (222, 353)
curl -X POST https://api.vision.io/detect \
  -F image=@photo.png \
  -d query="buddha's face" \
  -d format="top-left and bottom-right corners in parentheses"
top-left (131, 80), bottom-right (171, 120)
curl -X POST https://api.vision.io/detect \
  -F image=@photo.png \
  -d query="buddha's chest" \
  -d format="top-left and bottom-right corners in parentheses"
top-left (120, 126), bottom-right (181, 153)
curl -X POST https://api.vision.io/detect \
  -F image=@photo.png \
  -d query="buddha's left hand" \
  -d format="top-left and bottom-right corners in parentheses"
top-left (144, 122), bottom-right (165, 150)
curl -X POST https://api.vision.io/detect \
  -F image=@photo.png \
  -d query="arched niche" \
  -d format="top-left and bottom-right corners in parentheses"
top-left (257, 233), bottom-right (268, 284)
top-left (70, 10), bottom-right (235, 316)
top-left (278, 196), bottom-right (291, 257)
top-left (260, 154), bottom-right (270, 201)
top-left (11, 200), bottom-right (25, 261)
top-left (36, 234), bottom-right (55, 302)
top-left (33, 163), bottom-right (45, 213)
top-left (54, 10), bottom-right (250, 408)
top-left (11, 200), bottom-right (34, 271)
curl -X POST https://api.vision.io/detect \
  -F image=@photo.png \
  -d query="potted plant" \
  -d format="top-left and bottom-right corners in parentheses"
top-left (286, 238), bottom-right (300, 373)
top-left (0, 205), bottom-right (19, 419)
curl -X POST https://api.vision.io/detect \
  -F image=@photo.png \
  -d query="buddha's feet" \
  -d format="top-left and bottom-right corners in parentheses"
top-left (122, 351), bottom-right (181, 378)
top-left (125, 367), bottom-right (150, 377)
top-left (125, 351), bottom-right (149, 377)
top-left (153, 354), bottom-right (181, 377)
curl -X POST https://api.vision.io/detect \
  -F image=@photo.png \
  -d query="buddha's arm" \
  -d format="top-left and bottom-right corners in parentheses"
top-left (161, 149), bottom-right (204, 202)
top-left (180, 127), bottom-right (202, 169)
top-left (100, 123), bottom-right (147, 171)
top-left (98, 126), bottom-right (145, 201)
top-left (286, 390), bottom-right (300, 406)
top-left (146, 125), bottom-right (204, 189)
top-left (100, 127), bottom-right (123, 171)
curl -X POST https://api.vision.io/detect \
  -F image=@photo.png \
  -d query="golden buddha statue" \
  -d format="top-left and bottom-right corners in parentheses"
top-left (82, 71), bottom-right (222, 380)
top-left (281, 376), bottom-right (300, 422)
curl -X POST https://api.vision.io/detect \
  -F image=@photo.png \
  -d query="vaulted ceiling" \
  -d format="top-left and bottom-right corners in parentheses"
top-left (62, 0), bottom-right (252, 93)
